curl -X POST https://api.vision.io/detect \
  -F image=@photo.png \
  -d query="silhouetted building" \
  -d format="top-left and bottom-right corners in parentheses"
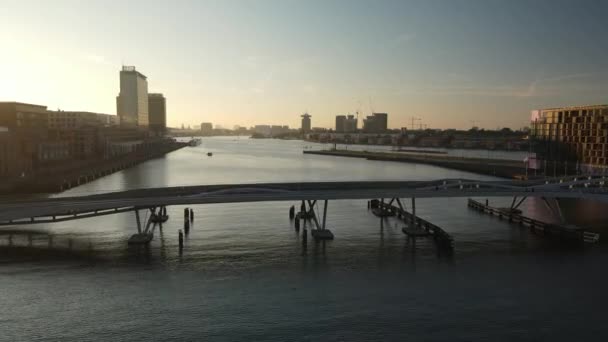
top-left (301, 113), bottom-right (311, 133)
top-left (116, 66), bottom-right (149, 127)
top-left (0, 102), bottom-right (48, 129)
top-left (363, 112), bottom-right (388, 133)
top-left (335, 115), bottom-right (346, 133)
top-left (336, 114), bottom-right (357, 133)
top-left (0, 128), bottom-right (18, 178)
top-left (201, 122), bottom-right (213, 135)
top-left (48, 111), bottom-right (118, 129)
top-left (0, 102), bottom-right (49, 175)
top-left (254, 125), bottom-right (272, 137)
top-left (148, 93), bottom-right (166, 136)
top-left (96, 114), bottom-right (119, 127)
top-left (531, 104), bottom-right (608, 168)
top-left (345, 114), bottom-right (358, 133)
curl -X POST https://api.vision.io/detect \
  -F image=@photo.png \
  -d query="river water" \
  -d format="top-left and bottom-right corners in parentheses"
top-left (2, 137), bottom-right (608, 341)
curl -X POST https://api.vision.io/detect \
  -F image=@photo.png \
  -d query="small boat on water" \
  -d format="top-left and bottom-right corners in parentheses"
top-left (207, 152), bottom-right (213, 156)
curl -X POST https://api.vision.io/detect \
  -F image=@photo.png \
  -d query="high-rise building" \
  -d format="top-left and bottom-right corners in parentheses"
top-left (148, 93), bottom-right (166, 136)
top-left (301, 113), bottom-right (311, 133)
top-left (373, 113), bottom-right (388, 132)
top-left (335, 115), bottom-right (346, 133)
top-left (531, 104), bottom-right (608, 168)
top-left (116, 66), bottom-right (149, 127)
top-left (362, 112), bottom-right (388, 133)
top-left (201, 122), bottom-right (213, 135)
top-left (344, 114), bottom-right (358, 133)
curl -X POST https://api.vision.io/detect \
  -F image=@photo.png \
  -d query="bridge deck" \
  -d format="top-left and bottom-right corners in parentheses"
top-left (0, 177), bottom-right (607, 225)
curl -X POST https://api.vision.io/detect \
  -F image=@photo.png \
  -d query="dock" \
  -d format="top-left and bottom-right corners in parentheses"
top-left (373, 199), bottom-right (454, 249)
top-left (467, 198), bottom-right (600, 244)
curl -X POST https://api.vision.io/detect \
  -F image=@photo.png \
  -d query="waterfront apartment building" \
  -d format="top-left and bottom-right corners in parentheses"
top-left (0, 102), bottom-right (48, 129)
top-left (301, 113), bottom-right (311, 133)
top-left (48, 111), bottom-right (119, 129)
top-left (0, 128), bottom-right (18, 178)
top-left (362, 113), bottom-right (388, 133)
top-left (116, 66), bottom-right (149, 127)
top-left (531, 104), bottom-right (608, 168)
top-left (148, 93), bottom-right (167, 136)
top-left (0, 102), bottom-right (50, 176)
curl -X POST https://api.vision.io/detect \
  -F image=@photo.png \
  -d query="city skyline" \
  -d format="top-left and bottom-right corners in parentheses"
top-left (2, 0), bottom-right (608, 129)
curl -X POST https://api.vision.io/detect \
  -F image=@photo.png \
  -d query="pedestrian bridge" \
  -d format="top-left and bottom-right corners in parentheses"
top-left (1, 175), bottom-right (606, 226)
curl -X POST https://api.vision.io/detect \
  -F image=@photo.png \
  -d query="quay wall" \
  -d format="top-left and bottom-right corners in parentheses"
top-left (3, 141), bottom-right (187, 194)
top-left (304, 149), bottom-right (528, 179)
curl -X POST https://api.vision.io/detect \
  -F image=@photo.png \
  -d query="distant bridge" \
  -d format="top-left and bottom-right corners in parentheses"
top-left (0, 175), bottom-right (606, 243)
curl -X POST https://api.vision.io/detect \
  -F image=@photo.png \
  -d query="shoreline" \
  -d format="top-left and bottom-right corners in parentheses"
top-left (303, 149), bottom-right (531, 179)
top-left (1, 141), bottom-right (188, 195)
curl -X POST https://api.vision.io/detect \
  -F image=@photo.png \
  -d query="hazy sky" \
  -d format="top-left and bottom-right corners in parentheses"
top-left (1, 0), bottom-right (607, 129)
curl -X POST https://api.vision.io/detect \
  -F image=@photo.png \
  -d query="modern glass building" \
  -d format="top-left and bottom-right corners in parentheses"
top-left (531, 104), bottom-right (608, 169)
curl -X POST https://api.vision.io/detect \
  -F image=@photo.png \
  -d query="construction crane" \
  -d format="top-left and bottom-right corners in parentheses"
top-left (410, 117), bottom-right (421, 130)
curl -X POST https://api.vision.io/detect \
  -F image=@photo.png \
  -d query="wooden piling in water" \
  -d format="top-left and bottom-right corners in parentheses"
top-left (178, 230), bottom-right (184, 249)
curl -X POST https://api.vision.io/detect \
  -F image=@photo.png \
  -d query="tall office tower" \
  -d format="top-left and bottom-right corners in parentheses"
top-left (116, 66), bottom-right (149, 127)
top-left (148, 93), bottom-right (166, 136)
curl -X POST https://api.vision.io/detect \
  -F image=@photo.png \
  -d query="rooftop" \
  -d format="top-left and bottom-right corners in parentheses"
top-left (120, 66), bottom-right (147, 80)
top-left (539, 104), bottom-right (608, 111)
top-left (0, 101), bottom-right (48, 109)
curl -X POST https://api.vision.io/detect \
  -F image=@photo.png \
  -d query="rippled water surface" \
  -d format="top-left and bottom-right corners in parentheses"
top-left (2, 137), bottom-right (608, 341)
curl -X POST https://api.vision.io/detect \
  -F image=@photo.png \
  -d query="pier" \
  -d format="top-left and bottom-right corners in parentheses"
top-left (371, 198), bottom-right (454, 249)
top-left (467, 198), bottom-right (600, 244)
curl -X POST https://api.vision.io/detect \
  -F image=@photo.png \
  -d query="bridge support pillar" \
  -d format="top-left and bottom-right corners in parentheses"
top-left (411, 197), bottom-right (417, 227)
top-left (310, 199), bottom-right (334, 240)
top-left (128, 209), bottom-right (155, 245)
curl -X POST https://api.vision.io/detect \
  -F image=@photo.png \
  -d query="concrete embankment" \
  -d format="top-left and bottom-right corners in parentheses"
top-left (303, 149), bottom-right (528, 179)
top-left (4, 142), bottom-right (188, 194)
